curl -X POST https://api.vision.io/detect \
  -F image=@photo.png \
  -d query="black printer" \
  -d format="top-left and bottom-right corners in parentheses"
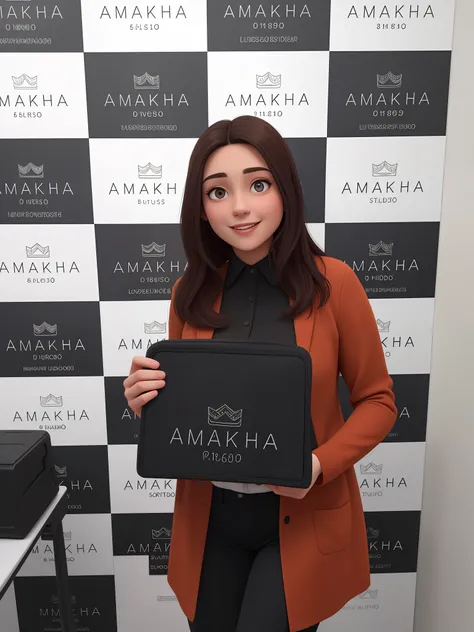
top-left (0, 430), bottom-right (59, 539)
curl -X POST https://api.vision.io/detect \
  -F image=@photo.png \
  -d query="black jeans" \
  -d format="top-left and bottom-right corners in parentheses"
top-left (188, 485), bottom-right (320, 632)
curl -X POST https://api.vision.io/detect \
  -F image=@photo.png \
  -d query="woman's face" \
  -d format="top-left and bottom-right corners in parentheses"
top-left (201, 143), bottom-right (284, 265)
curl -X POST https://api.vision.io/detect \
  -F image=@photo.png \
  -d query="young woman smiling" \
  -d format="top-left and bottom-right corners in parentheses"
top-left (123, 115), bottom-right (397, 632)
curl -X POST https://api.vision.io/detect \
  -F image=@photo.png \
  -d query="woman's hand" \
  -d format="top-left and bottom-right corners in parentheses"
top-left (123, 355), bottom-right (166, 418)
top-left (267, 454), bottom-right (322, 499)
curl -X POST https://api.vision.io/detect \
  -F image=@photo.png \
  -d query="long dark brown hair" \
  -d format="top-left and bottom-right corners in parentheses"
top-left (174, 115), bottom-right (331, 329)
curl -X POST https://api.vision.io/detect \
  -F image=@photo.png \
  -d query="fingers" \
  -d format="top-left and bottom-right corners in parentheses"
top-left (125, 378), bottom-right (166, 401)
top-left (124, 371), bottom-right (165, 389)
top-left (129, 388), bottom-right (159, 409)
top-left (123, 356), bottom-right (166, 415)
top-left (124, 369), bottom-right (166, 389)
top-left (127, 355), bottom-right (160, 378)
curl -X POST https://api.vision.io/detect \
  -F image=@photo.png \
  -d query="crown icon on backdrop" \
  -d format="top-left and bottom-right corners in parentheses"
top-left (366, 526), bottom-right (380, 539)
top-left (256, 71), bottom-right (281, 89)
top-left (52, 594), bottom-right (76, 605)
top-left (141, 242), bottom-right (166, 257)
top-left (151, 527), bottom-right (172, 540)
top-left (26, 243), bottom-right (50, 258)
top-left (138, 163), bottom-right (162, 179)
top-left (144, 321), bottom-right (167, 335)
top-left (360, 462), bottom-right (384, 475)
top-left (18, 163), bottom-right (44, 178)
top-left (376, 71), bottom-right (402, 89)
top-left (33, 322), bottom-right (57, 336)
top-left (133, 72), bottom-right (159, 89)
top-left (208, 404), bottom-right (243, 428)
top-left (54, 464), bottom-right (68, 477)
top-left (359, 589), bottom-right (379, 599)
top-left (63, 531), bottom-right (72, 541)
top-left (40, 394), bottom-right (63, 407)
top-left (376, 319), bottom-right (391, 332)
top-left (369, 240), bottom-right (394, 256)
top-left (372, 161), bottom-right (398, 177)
top-left (12, 73), bottom-right (38, 90)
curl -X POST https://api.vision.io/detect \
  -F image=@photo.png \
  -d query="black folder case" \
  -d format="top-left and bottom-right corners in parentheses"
top-left (136, 340), bottom-right (316, 488)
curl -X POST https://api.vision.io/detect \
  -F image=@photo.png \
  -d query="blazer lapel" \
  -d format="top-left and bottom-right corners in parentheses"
top-left (191, 262), bottom-right (315, 352)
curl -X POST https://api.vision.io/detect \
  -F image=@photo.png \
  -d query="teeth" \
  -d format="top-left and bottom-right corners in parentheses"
top-left (234, 223), bottom-right (256, 231)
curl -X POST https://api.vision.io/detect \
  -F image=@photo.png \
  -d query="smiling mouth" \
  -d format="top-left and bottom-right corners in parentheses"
top-left (231, 222), bottom-right (260, 231)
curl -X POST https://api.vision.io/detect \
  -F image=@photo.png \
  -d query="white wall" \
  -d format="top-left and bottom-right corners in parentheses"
top-left (414, 0), bottom-right (474, 630)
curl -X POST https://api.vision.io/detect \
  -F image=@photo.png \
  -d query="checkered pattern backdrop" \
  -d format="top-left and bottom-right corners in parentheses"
top-left (0, 1), bottom-right (456, 631)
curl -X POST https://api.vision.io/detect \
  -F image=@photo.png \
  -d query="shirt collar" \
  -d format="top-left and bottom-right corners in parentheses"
top-left (224, 251), bottom-right (278, 288)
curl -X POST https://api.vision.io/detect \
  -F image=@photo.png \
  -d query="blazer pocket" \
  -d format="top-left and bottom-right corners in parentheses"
top-left (313, 500), bottom-right (352, 555)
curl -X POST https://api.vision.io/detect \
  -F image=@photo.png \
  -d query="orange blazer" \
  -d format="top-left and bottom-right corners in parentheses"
top-left (165, 255), bottom-right (397, 631)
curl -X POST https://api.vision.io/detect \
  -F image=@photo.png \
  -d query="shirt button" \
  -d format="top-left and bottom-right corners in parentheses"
top-left (284, 516), bottom-right (291, 525)
top-left (243, 320), bottom-right (250, 327)
top-left (249, 268), bottom-right (256, 274)
top-left (248, 295), bottom-right (254, 302)
top-left (237, 493), bottom-right (243, 498)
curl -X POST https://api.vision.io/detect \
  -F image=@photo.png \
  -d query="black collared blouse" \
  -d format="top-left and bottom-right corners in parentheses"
top-left (212, 251), bottom-right (296, 345)
top-left (211, 250), bottom-right (317, 489)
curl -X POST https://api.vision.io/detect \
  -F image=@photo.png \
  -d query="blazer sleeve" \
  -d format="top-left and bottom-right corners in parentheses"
top-left (313, 263), bottom-right (397, 486)
top-left (168, 278), bottom-right (184, 341)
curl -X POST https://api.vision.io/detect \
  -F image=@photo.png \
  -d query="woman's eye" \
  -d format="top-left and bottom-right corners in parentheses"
top-left (207, 179), bottom-right (271, 201)
top-left (251, 179), bottom-right (271, 193)
top-left (208, 187), bottom-right (227, 201)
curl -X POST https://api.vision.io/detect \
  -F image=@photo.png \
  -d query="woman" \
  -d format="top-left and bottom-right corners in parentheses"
top-left (123, 115), bottom-right (397, 632)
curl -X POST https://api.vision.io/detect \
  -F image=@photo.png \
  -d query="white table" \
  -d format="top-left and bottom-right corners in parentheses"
top-left (0, 485), bottom-right (76, 631)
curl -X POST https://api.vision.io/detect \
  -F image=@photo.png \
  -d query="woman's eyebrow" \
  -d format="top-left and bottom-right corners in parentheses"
top-left (202, 166), bottom-right (271, 184)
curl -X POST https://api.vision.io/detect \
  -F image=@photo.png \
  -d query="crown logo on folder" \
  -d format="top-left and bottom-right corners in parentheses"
top-left (208, 404), bottom-right (243, 428)
top-left (376, 71), bottom-right (402, 89)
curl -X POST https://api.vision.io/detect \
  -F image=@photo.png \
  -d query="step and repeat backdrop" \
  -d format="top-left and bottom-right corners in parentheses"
top-left (0, 1), bottom-right (456, 631)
